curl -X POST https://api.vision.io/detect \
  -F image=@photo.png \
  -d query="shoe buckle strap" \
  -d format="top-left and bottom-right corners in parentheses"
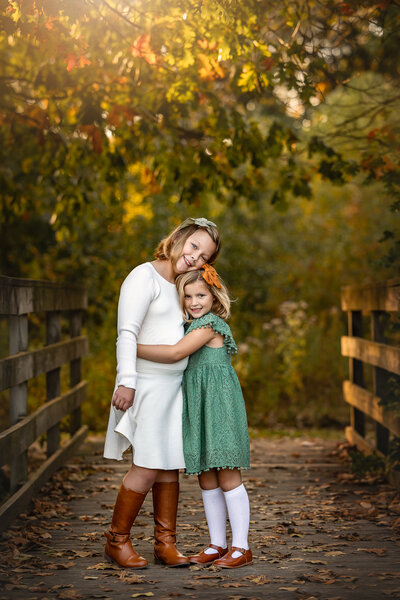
top-left (209, 544), bottom-right (224, 552)
top-left (231, 546), bottom-right (247, 555)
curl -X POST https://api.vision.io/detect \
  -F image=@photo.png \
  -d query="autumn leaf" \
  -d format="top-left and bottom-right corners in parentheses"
top-left (65, 53), bottom-right (91, 71)
top-left (87, 562), bottom-right (119, 570)
top-left (131, 34), bottom-right (159, 65)
top-left (58, 590), bottom-right (83, 599)
top-left (197, 53), bottom-right (225, 80)
top-left (243, 574), bottom-right (271, 585)
top-left (357, 548), bottom-right (386, 556)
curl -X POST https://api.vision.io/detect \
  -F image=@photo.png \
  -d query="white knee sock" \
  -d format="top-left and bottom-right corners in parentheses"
top-left (223, 483), bottom-right (250, 557)
top-left (201, 487), bottom-right (227, 553)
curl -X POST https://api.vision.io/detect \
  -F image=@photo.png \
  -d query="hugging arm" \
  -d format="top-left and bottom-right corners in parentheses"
top-left (137, 326), bottom-right (215, 363)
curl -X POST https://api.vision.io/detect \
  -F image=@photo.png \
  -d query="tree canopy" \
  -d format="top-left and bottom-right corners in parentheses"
top-left (2, 0), bottom-right (400, 275)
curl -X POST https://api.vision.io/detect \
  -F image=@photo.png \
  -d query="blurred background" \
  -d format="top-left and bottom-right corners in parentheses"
top-left (1, 0), bottom-right (399, 435)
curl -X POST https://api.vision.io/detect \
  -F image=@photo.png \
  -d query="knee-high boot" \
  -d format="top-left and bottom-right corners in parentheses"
top-left (152, 481), bottom-right (190, 567)
top-left (104, 484), bottom-right (148, 568)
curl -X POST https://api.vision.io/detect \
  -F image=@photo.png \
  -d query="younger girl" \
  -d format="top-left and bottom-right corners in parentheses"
top-left (137, 265), bottom-right (252, 568)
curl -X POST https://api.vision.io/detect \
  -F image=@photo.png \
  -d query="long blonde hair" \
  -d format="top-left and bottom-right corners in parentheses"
top-left (154, 220), bottom-right (221, 266)
top-left (175, 269), bottom-right (231, 322)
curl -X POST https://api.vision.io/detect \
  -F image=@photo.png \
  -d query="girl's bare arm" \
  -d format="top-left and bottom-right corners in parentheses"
top-left (137, 327), bottom-right (215, 363)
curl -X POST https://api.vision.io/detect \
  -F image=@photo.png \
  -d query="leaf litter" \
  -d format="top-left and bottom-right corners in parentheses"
top-left (0, 437), bottom-right (399, 599)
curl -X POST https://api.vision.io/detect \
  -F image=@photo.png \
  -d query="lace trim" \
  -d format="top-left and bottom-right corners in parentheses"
top-left (185, 465), bottom-right (251, 476)
top-left (185, 312), bottom-right (237, 354)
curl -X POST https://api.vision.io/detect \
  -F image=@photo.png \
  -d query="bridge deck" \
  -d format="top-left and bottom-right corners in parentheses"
top-left (1, 434), bottom-right (400, 600)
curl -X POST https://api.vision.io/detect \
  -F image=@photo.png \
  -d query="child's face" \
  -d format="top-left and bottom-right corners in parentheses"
top-left (174, 230), bottom-right (217, 275)
top-left (184, 279), bottom-right (214, 319)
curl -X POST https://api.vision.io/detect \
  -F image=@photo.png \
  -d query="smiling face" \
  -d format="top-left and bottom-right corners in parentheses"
top-left (183, 279), bottom-right (214, 319)
top-left (173, 230), bottom-right (217, 275)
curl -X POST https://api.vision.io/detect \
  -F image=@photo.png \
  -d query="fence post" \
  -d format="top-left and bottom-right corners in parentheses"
top-left (348, 310), bottom-right (365, 437)
top-left (9, 315), bottom-right (28, 493)
top-left (69, 311), bottom-right (82, 435)
top-left (371, 310), bottom-right (390, 454)
top-left (46, 311), bottom-right (61, 456)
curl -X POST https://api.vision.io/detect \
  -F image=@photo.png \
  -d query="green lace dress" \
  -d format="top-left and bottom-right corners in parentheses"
top-left (182, 312), bottom-right (250, 475)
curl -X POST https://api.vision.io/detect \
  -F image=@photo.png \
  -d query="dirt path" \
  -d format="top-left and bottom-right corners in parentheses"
top-left (1, 434), bottom-right (400, 600)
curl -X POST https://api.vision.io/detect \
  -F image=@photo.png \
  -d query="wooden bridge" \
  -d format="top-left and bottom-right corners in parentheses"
top-left (0, 276), bottom-right (400, 599)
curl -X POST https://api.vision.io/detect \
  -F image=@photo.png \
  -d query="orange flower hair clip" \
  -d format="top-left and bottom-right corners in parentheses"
top-left (202, 263), bottom-right (222, 288)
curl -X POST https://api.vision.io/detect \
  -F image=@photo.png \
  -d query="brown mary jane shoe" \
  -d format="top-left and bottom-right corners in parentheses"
top-left (188, 544), bottom-right (228, 565)
top-left (213, 546), bottom-right (253, 568)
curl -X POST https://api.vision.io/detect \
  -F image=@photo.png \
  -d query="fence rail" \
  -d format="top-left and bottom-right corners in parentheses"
top-left (341, 278), bottom-right (400, 485)
top-left (0, 276), bottom-right (88, 532)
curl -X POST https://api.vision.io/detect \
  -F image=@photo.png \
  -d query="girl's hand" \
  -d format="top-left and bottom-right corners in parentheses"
top-left (112, 385), bottom-right (135, 411)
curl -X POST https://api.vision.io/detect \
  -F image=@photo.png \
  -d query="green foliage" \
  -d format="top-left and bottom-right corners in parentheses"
top-left (349, 449), bottom-right (386, 478)
top-left (388, 438), bottom-right (400, 473)
top-left (1, 0), bottom-right (400, 431)
top-left (378, 376), bottom-right (400, 417)
top-left (349, 439), bottom-right (400, 479)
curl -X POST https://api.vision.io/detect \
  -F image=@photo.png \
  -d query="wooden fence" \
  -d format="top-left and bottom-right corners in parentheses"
top-left (341, 278), bottom-right (400, 482)
top-left (0, 276), bottom-right (88, 532)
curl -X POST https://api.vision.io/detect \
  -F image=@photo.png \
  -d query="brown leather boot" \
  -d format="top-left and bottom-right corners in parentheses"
top-left (152, 481), bottom-right (190, 567)
top-left (104, 484), bottom-right (148, 569)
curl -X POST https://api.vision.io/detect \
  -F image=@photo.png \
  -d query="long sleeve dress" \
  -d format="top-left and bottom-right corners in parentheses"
top-left (103, 262), bottom-right (188, 470)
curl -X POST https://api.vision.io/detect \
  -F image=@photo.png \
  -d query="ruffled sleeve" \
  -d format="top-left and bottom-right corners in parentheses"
top-left (185, 312), bottom-right (237, 354)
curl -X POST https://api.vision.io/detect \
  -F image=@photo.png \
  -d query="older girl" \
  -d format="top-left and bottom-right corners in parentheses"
top-left (104, 218), bottom-right (221, 569)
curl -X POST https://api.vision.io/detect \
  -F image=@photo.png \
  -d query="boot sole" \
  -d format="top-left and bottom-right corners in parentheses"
top-left (154, 554), bottom-right (190, 567)
top-left (104, 551), bottom-right (148, 569)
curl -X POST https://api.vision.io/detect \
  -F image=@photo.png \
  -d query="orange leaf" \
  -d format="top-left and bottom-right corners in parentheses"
top-left (131, 34), bottom-right (159, 65)
top-left (65, 53), bottom-right (90, 71)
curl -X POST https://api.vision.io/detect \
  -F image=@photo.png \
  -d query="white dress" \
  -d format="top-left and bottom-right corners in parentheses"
top-left (103, 262), bottom-right (188, 469)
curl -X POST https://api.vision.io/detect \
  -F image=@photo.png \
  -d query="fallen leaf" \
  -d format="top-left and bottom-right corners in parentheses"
top-left (357, 548), bottom-right (386, 556)
top-left (58, 591), bottom-right (83, 599)
top-left (87, 562), bottom-right (119, 571)
top-left (243, 575), bottom-right (271, 585)
top-left (131, 594), bottom-right (154, 598)
top-left (120, 574), bottom-right (157, 585)
top-left (44, 562), bottom-right (75, 570)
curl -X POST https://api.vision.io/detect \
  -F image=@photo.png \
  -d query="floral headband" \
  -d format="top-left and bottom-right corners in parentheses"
top-left (177, 217), bottom-right (217, 231)
top-left (202, 263), bottom-right (222, 288)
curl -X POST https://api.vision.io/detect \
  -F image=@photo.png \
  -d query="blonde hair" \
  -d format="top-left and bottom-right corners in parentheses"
top-left (175, 269), bottom-right (231, 322)
top-left (154, 221), bottom-right (221, 266)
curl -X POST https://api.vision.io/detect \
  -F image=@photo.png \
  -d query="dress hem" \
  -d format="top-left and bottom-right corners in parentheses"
top-left (184, 465), bottom-right (250, 476)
